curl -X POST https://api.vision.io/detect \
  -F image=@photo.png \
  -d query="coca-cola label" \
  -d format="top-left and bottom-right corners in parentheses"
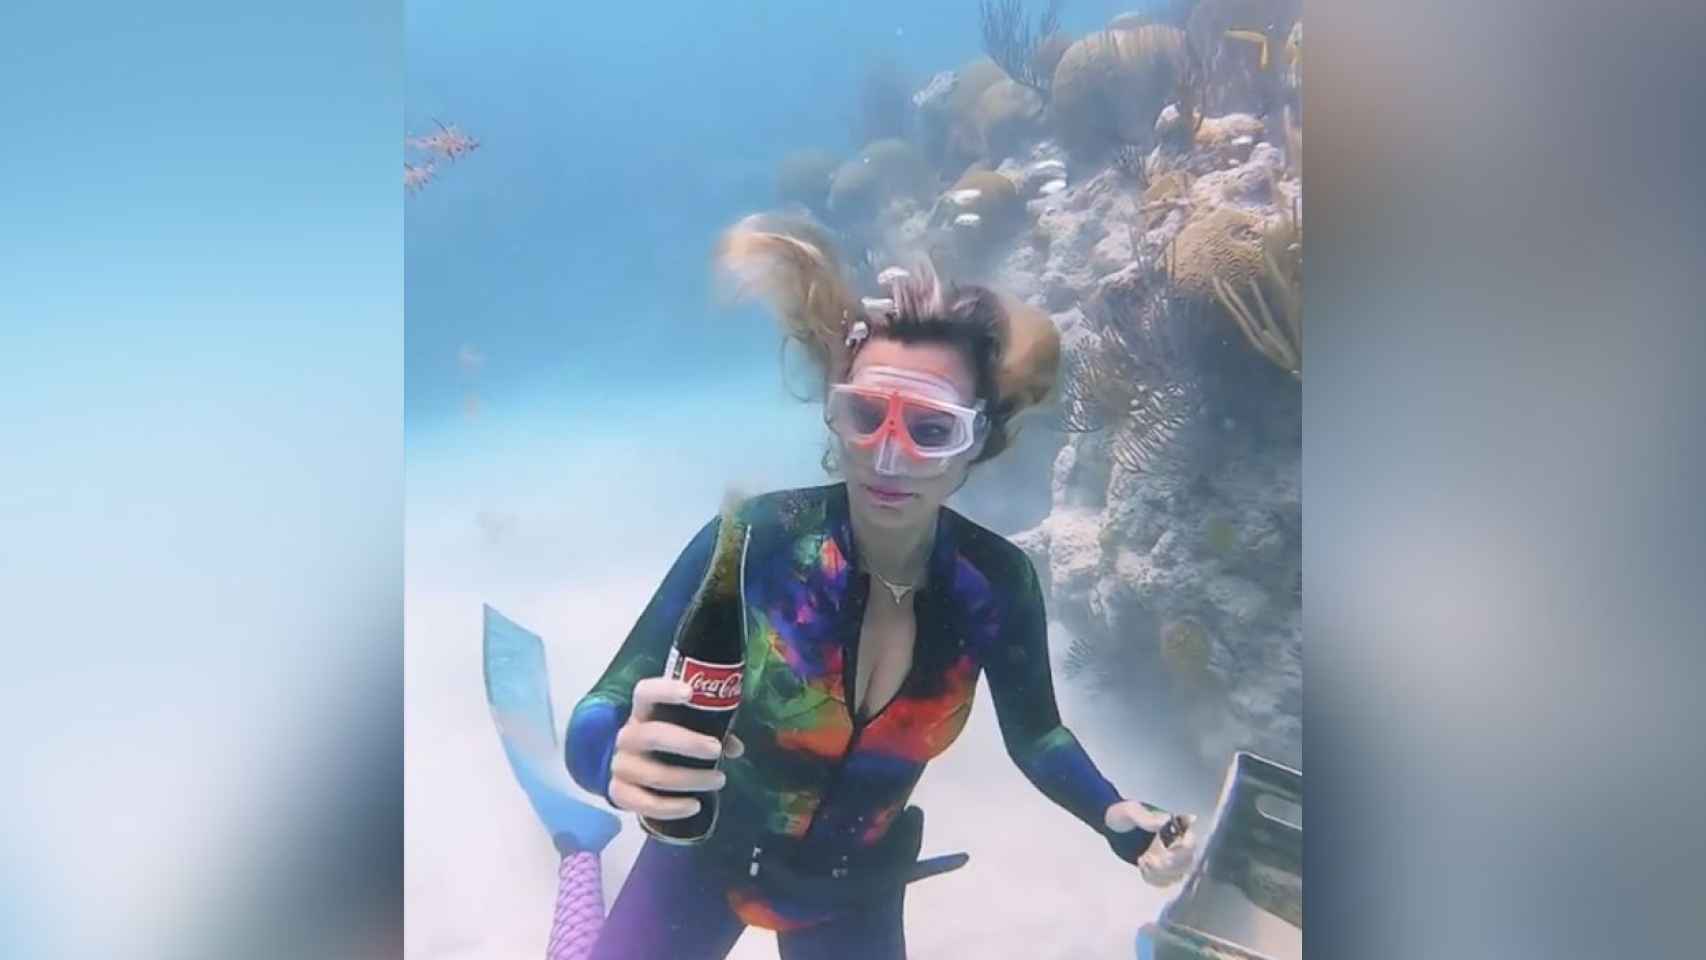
top-left (667, 651), bottom-right (743, 711)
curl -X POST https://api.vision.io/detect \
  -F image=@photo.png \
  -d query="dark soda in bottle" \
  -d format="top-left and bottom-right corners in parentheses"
top-left (641, 505), bottom-right (747, 844)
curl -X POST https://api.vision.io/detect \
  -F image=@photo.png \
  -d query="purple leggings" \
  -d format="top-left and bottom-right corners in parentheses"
top-left (587, 837), bottom-right (907, 960)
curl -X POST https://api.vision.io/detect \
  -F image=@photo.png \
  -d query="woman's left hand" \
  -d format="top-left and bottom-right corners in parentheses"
top-left (1105, 799), bottom-right (1198, 888)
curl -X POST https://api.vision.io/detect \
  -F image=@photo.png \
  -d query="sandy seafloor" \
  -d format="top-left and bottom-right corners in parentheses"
top-left (404, 380), bottom-right (1200, 959)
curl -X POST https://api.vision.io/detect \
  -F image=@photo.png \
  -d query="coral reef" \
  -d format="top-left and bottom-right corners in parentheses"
top-left (918, 59), bottom-right (1011, 174)
top-left (761, 14), bottom-right (1305, 780)
top-left (826, 139), bottom-right (934, 229)
top-left (975, 79), bottom-right (1047, 162)
top-left (1048, 25), bottom-right (1190, 158)
top-left (1000, 128), bottom-right (1299, 773)
top-left (948, 59), bottom-right (1009, 125)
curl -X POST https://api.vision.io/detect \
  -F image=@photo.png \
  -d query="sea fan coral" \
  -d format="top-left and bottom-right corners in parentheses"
top-left (1031, 32), bottom-right (1072, 83)
top-left (1109, 378), bottom-right (1205, 484)
top-left (979, 0), bottom-right (1064, 99)
top-left (1063, 264), bottom-right (1212, 493)
top-left (1063, 629), bottom-right (1110, 680)
top-left (1114, 143), bottom-right (1150, 185)
top-left (1057, 328), bottom-right (1138, 434)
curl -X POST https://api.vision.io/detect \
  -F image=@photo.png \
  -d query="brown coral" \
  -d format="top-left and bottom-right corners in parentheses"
top-left (945, 169), bottom-right (1023, 223)
top-left (1169, 205), bottom-right (1265, 299)
top-left (927, 171), bottom-right (1025, 276)
top-left (1048, 25), bottom-right (1189, 156)
top-left (974, 79), bottom-right (1046, 162)
top-left (826, 139), bottom-right (933, 225)
top-left (949, 58), bottom-right (1009, 120)
top-left (932, 59), bottom-right (1009, 173)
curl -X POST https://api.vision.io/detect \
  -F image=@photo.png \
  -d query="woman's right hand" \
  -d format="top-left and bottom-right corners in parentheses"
top-left (608, 677), bottom-right (745, 820)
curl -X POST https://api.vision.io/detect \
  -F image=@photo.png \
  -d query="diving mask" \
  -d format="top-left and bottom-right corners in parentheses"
top-left (826, 366), bottom-right (987, 478)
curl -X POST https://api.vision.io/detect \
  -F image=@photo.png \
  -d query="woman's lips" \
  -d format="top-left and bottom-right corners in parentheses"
top-left (864, 484), bottom-right (915, 505)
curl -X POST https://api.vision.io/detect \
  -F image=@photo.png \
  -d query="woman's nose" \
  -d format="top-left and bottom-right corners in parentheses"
top-left (873, 435), bottom-right (906, 475)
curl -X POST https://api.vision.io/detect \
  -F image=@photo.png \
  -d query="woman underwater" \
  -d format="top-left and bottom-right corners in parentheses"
top-left (565, 216), bottom-right (1198, 960)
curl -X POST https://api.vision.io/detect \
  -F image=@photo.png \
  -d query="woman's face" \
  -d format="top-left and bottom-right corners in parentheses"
top-left (832, 337), bottom-right (985, 526)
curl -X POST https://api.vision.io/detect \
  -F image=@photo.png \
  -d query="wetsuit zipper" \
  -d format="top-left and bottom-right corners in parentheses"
top-left (798, 573), bottom-right (875, 845)
top-left (801, 572), bottom-right (922, 847)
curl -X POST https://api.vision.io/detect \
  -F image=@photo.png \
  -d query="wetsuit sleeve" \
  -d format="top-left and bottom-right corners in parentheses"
top-left (564, 516), bottom-right (721, 808)
top-left (984, 548), bottom-right (1157, 863)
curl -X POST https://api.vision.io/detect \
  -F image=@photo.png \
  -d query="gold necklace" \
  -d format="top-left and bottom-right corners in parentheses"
top-left (870, 570), bottom-right (916, 604)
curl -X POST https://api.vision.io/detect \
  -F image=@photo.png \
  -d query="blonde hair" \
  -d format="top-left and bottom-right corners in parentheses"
top-left (712, 213), bottom-right (863, 393)
top-left (714, 214), bottom-right (1062, 454)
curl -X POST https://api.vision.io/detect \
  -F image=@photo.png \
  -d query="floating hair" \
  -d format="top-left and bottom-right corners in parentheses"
top-left (993, 291), bottom-right (1061, 417)
top-left (714, 214), bottom-right (1060, 433)
top-left (713, 213), bottom-right (864, 387)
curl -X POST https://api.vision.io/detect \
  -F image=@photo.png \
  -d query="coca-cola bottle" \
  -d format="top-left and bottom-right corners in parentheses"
top-left (641, 509), bottom-right (747, 844)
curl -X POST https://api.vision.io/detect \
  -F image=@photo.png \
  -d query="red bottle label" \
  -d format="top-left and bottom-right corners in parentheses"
top-left (671, 653), bottom-right (743, 711)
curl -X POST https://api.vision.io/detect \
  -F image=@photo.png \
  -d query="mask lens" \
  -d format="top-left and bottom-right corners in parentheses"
top-left (828, 389), bottom-right (891, 440)
top-left (844, 393), bottom-right (888, 435)
top-left (901, 405), bottom-right (965, 452)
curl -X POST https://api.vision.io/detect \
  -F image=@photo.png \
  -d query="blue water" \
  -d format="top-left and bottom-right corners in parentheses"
top-left (405, 0), bottom-right (1150, 432)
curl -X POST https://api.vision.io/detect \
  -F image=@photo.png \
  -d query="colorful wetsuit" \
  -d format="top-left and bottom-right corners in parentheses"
top-left (566, 482), bottom-right (1151, 951)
